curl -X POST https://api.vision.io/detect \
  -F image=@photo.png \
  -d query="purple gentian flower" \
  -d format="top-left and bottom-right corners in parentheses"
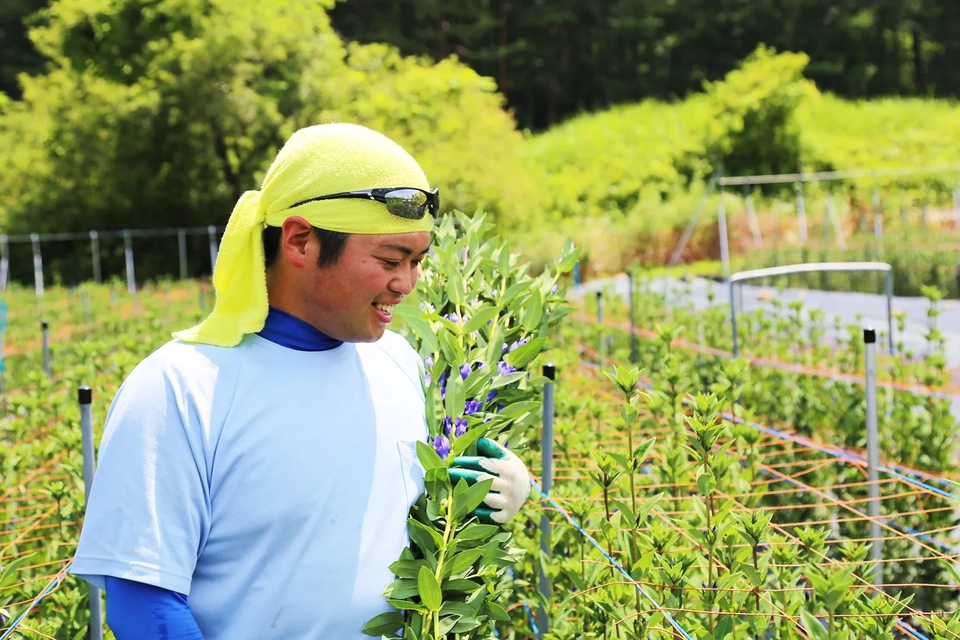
top-left (487, 389), bottom-right (498, 403)
top-left (441, 385), bottom-right (446, 400)
top-left (497, 361), bottom-right (517, 376)
top-left (460, 363), bottom-right (471, 380)
top-left (438, 371), bottom-right (449, 386)
top-left (509, 338), bottom-right (529, 352)
top-left (455, 418), bottom-right (467, 437)
top-left (424, 356), bottom-right (433, 369)
top-left (424, 372), bottom-right (432, 387)
top-left (434, 435), bottom-right (451, 459)
top-left (502, 343), bottom-right (509, 354)
top-left (464, 399), bottom-right (482, 415)
top-left (442, 313), bottom-right (460, 323)
top-left (443, 417), bottom-right (453, 435)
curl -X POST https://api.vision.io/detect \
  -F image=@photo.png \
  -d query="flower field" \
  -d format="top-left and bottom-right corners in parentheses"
top-left (0, 220), bottom-right (959, 639)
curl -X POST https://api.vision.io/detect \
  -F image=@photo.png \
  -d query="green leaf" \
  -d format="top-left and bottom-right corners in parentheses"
top-left (442, 579), bottom-right (484, 594)
top-left (484, 600), bottom-right (511, 621)
top-left (386, 598), bottom-right (427, 613)
top-left (416, 440), bottom-right (446, 472)
top-left (389, 559), bottom-right (430, 579)
top-left (400, 314), bottom-right (439, 355)
top-left (521, 289), bottom-right (543, 332)
top-left (799, 610), bottom-right (829, 640)
top-left (454, 524), bottom-right (499, 541)
top-left (451, 424), bottom-right (486, 457)
top-left (438, 330), bottom-right (466, 366)
top-left (463, 305), bottom-right (499, 334)
top-left (505, 337), bottom-right (546, 369)
top-left (361, 611), bottom-right (405, 636)
top-left (453, 478), bottom-right (494, 521)
top-left (446, 548), bottom-right (484, 577)
top-left (418, 566), bottom-right (443, 612)
top-left (408, 518), bottom-right (442, 554)
top-left (445, 369), bottom-right (466, 420)
top-left (382, 579), bottom-right (420, 600)
top-left (556, 239), bottom-right (581, 274)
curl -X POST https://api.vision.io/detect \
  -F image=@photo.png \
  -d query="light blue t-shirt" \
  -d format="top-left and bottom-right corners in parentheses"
top-left (70, 330), bottom-right (427, 639)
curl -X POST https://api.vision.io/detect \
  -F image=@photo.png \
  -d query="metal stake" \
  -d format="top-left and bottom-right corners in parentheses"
top-left (30, 233), bottom-right (43, 299)
top-left (595, 291), bottom-right (603, 361)
top-left (627, 271), bottom-right (637, 363)
top-left (718, 195), bottom-right (730, 281)
top-left (863, 328), bottom-right (882, 589)
top-left (178, 229), bottom-right (188, 281)
top-left (78, 386), bottom-right (104, 640)
top-left (538, 363), bottom-right (556, 634)
top-left (42, 320), bottom-right (51, 378)
top-left (123, 231), bottom-right (136, 296)
top-left (208, 225), bottom-right (219, 273)
top-left (90, 231), bottom-right (101, 284)
top-left (796, 187), bottom-right (808, 244)
top-left (0, 235), bottom-right (8, 293)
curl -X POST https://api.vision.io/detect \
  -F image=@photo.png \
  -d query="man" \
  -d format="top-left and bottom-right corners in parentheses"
top-left (70, 123), bottom-right (530, 639)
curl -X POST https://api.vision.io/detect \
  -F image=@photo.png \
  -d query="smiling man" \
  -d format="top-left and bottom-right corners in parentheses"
top-left (68, 124), bottom-right (530, 639)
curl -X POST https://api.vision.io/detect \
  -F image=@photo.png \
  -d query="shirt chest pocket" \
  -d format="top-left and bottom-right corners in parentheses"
top-left (397, 440), bottom-right (425, 509)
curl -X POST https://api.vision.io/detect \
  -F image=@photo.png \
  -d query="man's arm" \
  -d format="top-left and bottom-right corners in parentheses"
top-left (105, 577), bottom-right (205, 640)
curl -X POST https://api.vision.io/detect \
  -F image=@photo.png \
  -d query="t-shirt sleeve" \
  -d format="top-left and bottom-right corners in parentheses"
top-left (70, 352), bottom-right (212, 596)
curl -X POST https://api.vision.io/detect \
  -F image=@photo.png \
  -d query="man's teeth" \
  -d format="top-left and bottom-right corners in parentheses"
top-left (374, 303), bottom-right (394, 314)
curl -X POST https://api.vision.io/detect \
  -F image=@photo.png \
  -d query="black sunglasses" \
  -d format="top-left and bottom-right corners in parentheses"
top-left (289, 187), bottom-right (440, 220)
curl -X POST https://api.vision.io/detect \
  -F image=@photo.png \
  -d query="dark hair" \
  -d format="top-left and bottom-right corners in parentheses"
top-left (262, 225), bottom-right (351, 269)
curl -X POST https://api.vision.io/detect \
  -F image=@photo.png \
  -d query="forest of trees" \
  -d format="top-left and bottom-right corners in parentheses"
top-left (333, 0), bottom-right (959, 130)
top-left (4, 1), bottom-right (960, 131)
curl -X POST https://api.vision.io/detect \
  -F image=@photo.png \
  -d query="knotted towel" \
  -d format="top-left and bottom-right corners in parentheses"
top-left (173, 123), bottom-right (433, 347)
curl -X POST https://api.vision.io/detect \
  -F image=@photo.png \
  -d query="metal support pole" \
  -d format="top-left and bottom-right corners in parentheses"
top-left (826, 194), bottom-right (847, 249)
top-left (178, 229), bottom-right (188, 281)
top-left (627, 271), bottom-right (637, 363)
top-left (30, 233), bottom-right (43, 298)
top-left (796, 187), bottom-right (808, 244)
top-left (90, 231), bottom-right (101, 284)
top-left (954, 188), bottom-right (960, 232)
top-left (718, 195), bottom-right (730, 281)
top-left (884, 271), bottom-right (894, 355)
top-left (730, 280), bottom-right (739, 357)
top-left (872, 189), bottom-right (883, 242)
top-left (0, 235), bottom-right (8, 293)
top-left (538, 363), bottom-right (556, 635)
top-left (595, 291), bottom-right (603, 361)
top-left (208, 225), bottom-right (219, 273)
top-left (123, 231), bottom-right (136, 295)
top-left (669, 175), bottom-right (718, 266)
top-left (79, 386), bottom-right (105, 640)
top-left (81, 290), bottom-right (91, 325)
top-left (743, 185), bottom-right (763, 246)
top-left (863, 328), bottom-right (882, 589)
top-left (42, 320), bottom-right (51, 378)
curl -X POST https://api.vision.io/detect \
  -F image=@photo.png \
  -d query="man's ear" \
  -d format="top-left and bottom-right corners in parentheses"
top-left (279, 216), bottom-right (315, 269)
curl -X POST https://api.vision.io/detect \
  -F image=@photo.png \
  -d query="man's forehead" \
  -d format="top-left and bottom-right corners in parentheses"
top-left (372, 233), bottom-right (432, 255)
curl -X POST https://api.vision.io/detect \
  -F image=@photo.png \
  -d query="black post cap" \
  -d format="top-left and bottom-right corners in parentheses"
top-left (863, 327), bottom-right (877, 344)
top-left (78, 386), bottom-right (92, 405)
top-left (542, 363), bottom-right (556, 380)
top-left (41, 320), bottom-right (48, 330)
top-left (595, 290), bottom-right (602, 300)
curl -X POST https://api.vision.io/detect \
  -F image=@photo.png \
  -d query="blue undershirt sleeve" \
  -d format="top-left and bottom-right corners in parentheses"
top-left (105, 577), bottom-right (206, 640)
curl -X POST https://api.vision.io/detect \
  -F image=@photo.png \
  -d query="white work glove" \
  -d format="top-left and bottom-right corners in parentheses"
top-left (449, 438), bottom-right (531, 524)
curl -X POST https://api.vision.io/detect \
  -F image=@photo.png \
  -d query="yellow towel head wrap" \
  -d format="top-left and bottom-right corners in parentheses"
top-left (173, 123), bottom-right (434, 347)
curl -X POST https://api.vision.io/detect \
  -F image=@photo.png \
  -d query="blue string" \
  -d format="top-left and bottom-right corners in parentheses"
top-left (0, 571), bottom-right (65, 640)
top-left (531, 479), bottom-right (697, 640)
top-left (503, 568), bottom-right (540, 639)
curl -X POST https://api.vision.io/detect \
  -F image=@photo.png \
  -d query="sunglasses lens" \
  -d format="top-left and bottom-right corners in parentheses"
top-left (385, 189), bottom-right (427, 219)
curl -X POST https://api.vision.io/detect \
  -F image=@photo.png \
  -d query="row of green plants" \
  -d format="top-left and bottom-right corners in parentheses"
top-left (502, 340), bottom-right (960, 639)
top-left (0, 282), bottom-right (209, 639)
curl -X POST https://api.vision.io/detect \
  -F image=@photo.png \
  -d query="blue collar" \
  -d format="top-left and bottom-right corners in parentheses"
top-left (257, 306), bottom-right (344, 351)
